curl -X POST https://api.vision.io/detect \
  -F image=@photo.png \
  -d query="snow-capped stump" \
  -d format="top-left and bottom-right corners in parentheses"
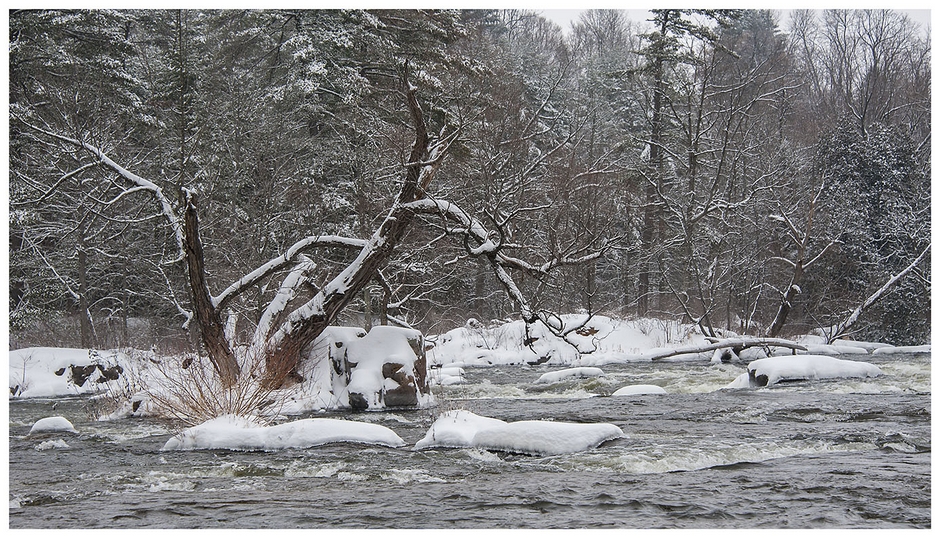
top-left (611, 384), bottom-right (667, 396)
top-left (28, 416), bottom-right (78, 436)
top-left (414, 410), bottom-right (623, 456)
top-left (162, 414), bottom-right (406, 451)
top-left (535, 367), bottom-right (605, 384)
top-left (747, 355), bottom-right (882, 387)
top-left (312, 326), bottom-right (431, 410)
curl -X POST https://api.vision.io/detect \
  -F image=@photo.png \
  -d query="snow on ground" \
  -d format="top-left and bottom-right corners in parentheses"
top-left (162, 414), bottom-right (406, 451)
top-left (428, 315), bottom-right (707, 367)
top-left (611, 384), bottom-right (667, 396)
top-left (9, 347), bottom-right (129, 398)
top-left (414, 409), bottom-right (623, 456)
top-left (28, 416), bottom-right (78, 435)
top-left (535, 367), bottom-right (605, 384)
top-left (746, 355), bottom-right (883, 387)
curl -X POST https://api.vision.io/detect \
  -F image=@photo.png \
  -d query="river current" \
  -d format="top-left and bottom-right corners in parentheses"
top-left (8, 352), bottom-right (931, 528)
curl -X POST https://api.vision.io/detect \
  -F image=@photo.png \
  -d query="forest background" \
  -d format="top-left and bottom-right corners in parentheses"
top-left (7, 8), bottom-right (931, 361)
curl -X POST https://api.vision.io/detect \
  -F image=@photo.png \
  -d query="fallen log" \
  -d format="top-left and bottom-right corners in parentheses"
top-left (648, 337), bottom-right (807, 362)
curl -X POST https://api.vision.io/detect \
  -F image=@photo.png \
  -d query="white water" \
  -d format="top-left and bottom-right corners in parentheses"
top-left (9, 352), bottom-right (931, 528)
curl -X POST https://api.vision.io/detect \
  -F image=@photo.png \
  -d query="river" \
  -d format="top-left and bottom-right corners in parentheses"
top-left (8, 352), bottom-right (931, 528)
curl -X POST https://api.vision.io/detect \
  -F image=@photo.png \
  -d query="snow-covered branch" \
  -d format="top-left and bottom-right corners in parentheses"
top-left (829, 243), bottom-right (930, 342)
top-left (14, 117), bottom-right (186, 263)
top-left (212, 234), bottom-right (367, 311)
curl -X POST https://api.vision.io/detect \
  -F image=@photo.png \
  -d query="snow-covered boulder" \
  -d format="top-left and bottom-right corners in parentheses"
top-left (611, 384), bottom-right (667, 396)
top-left (162, 415), bottom-right (406, 451)
top-left (311, 326), bottom-right (431, 411)
top-left (28, 416), bottom-right (78, 435)
top-left (747, 355), bottom-right (882, 387)
top-left (534, 367), bottom-right (605, 384)
top-left (414, 410), bottom-right (623, 456)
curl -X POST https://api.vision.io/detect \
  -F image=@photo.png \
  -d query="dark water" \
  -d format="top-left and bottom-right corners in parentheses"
top-left (8, 353), bottom-right (930, 528)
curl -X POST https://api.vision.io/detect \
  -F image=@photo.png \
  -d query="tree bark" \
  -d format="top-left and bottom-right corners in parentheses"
top-left (183, 191), bottom-right (241, 387)
top-left (766, 261), bottom-right (804, 338)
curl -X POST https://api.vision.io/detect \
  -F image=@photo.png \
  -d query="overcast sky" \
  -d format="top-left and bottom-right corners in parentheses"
top-left (539, 7), bottom-right (932, 34)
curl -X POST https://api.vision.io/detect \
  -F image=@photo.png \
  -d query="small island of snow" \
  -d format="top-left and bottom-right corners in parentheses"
top-left (414, 410), bottom-right (623, 456)
top-left (162, 415), bottom-right (406, 451)
top-left (747, 355), bottom-right (882, 387)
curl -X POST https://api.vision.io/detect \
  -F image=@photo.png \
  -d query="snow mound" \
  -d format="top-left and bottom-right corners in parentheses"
top-left (611, 384), bottom-right (667, 396)
top-left (28, 416), bottom-right (78, 435)
top-left (747, 355), bottom-right (882, 387)
top-left (428, 315), bottom-right (702, 367)
top-left (535, 367), bottom-right (605, 384)
top-left (162, 415), bottom-right (406, 451)
top-left (414, 410), bottom-right (623, 456)
top-left (413, 410), bottom-right (508, 450)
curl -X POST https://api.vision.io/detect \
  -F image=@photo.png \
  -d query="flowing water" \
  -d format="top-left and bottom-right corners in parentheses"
top-left (8, 353), bottom-right (931, 528)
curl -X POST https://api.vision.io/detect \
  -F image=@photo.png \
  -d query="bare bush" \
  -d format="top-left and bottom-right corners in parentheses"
top-left (145, 348), bottom-right (285, 427)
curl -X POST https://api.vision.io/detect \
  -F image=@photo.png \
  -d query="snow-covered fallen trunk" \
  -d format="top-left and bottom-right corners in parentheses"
top-left (534, 367), bottom-right (605, 384)
top-left (746, 355), bottom-right (882, 387)
top-left (414, 410), bottom-right (623, 456)
top-left (162, 415), bottom-right (405, 451)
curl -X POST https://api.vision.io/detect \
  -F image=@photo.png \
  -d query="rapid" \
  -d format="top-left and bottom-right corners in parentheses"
top-left (8, 352), bottom-right (930, 528)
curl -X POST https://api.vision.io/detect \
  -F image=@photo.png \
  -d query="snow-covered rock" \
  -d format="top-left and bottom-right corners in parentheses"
top-left (534, 367), bottom-right (605, 384)
top-left (747, 355), bottom-right (882, 387)
top-left (414, 410), bottom-right (623, 456)
top-left (611, 384), bottom-right (667, 396)
top-left (309, 326), bottom-right (431, 411)
top-left (162, 415), bottom-right (406, 451)
top-left (28, 416), bottom-right (78, 435)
